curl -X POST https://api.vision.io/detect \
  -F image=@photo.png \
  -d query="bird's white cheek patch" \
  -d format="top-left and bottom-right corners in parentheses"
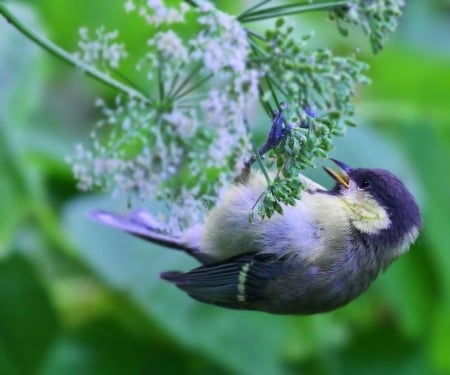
top-left (344, 197), bottom-right (391, 234)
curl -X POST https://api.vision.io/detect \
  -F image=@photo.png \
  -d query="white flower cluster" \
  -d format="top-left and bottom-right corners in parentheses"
top-left (76, 27), bottom-right (127, 69)
top-left (137, 0), bottom-right (189, 25)
top-left (69, 0), bottom-right (260, 231)
top-left (68, 96), bottom-right (173, 201)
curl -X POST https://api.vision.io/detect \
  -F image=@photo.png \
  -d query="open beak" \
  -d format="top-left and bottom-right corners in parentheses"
top-left (323, 158), bottom-right (352, 189)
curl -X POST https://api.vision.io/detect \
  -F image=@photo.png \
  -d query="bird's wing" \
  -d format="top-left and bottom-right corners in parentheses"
top-left (160, 252), bottom-right (291, 311)
top-left (90, 210), bottom-right (214, 264)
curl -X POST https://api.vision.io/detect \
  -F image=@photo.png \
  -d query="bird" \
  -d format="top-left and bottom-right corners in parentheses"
top-left (91, 158), bottom-right (422, 315)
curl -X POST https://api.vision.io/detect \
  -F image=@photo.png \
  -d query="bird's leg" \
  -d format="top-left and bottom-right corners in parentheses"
top-left (236, 103), bottom-right (292, 183)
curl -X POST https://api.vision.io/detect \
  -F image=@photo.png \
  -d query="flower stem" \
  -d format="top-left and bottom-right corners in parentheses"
top-left (182, 0), bottom-right (198, 8)
top-left (0, 3), bottom-right (152, 104)
top-left (237, 0), bottom-right (272, 20)
top-left (246, 28), bottom-right (266, 42)
top-left (173, 73), bottom-right (213, 101)
top-left (239, 0), bottom-right (349, 23)
top-left (167, 62), bottom-right (203, 101)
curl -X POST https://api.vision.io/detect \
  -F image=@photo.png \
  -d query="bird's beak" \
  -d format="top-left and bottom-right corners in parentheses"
top-left (323, 158), bottom-right (352, 189)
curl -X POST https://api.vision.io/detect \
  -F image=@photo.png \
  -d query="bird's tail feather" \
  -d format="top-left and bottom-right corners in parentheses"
top-left (160, 253), bottom-right (266, 310)
top-left (90, 210), bottom-right (214, 264)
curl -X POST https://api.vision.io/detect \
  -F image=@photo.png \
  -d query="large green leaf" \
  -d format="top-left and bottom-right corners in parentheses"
top-left (336, 325), bottom-right (431, 375)
top-left (387, 124), bottom-right (450, 374)
top-left (39, 317), bottom-right (228, 375)
top-left (0, 253), bottom-right (60, 375)
top-left (63, 196), bottom-right (291, 375)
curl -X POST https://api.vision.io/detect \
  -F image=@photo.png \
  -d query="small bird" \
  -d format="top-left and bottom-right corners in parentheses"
top-left (91, 158), bottom-right (422, 315)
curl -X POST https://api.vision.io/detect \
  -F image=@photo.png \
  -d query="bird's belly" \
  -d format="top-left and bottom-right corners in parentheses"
top-left (201, 191), bottom-right (321, 260)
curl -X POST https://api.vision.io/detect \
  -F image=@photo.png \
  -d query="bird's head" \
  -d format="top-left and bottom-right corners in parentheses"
top-left (324, 159), bottom-right (422, 262)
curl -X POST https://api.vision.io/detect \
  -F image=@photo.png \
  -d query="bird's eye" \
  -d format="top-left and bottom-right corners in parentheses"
top-left (358, 179), bottom-right (371, 190)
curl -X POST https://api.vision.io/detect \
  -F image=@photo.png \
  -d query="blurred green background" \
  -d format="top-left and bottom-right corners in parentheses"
top-left (1, 1), bottom-right (450, 374)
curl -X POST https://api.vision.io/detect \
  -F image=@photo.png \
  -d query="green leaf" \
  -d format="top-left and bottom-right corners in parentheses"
top-left (428, 305), bottom-right (450, 374)
top-left (336, 325), bottom-right (431, 375)
top-left (40, 318), bottom-right (228, 375)
top-left (375, 246), bottom-right (433, 339)
top-left (0, 253), bottom-right (60, 375)
top-left (63, 196), bottom-right (289, 375)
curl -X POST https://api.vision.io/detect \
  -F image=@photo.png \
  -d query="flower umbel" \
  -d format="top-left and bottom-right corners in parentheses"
top-left (69, 0), bottom-right (403, 229)
top-left (70, 1), bottom-right (258, 231)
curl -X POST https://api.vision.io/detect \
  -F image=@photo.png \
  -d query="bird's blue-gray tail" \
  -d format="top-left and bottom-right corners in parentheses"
top-left (90, 209), bottom-right (214, 264)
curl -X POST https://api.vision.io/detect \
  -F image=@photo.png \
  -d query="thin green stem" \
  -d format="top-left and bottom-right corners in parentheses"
top-left (182, 0), bottom-right (198, 8)
top-left (254, 145), bottom-right (272, 185)
top-left (110, 68), bottom-right (150, 99)
top-left (168, 63), bottom-right (203, 101)
top-left (242, 0), bottom-right (347, 17)
top-left (166, 54), bottom-right (194, 100)
top-left (246, 28), bottom-right (267, 42)
top-left (167, 70), bottom-right (183, 100)
top-left (257, 84), bottom-right (274, 117)
top-left (173, 73), bottom-right (213, 101)
top-left (264, 75), bottom-right (281, 109)
top-left (157, 52), bottom-right (165, 102)
top-left (237, 0), bottom-right (272, 20)
top-left (240, 1), bottom-right (349, 23)
top-left (249, 37), bottom-right (269, 60)
top-left (250, 190), bottom-right (266, 214)
top-left (0, 4), bottom-right (152, 104)
top-left (266, 76), bottom-right (288, 97)
top-left (241, 116), bottom-right (272, 190)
